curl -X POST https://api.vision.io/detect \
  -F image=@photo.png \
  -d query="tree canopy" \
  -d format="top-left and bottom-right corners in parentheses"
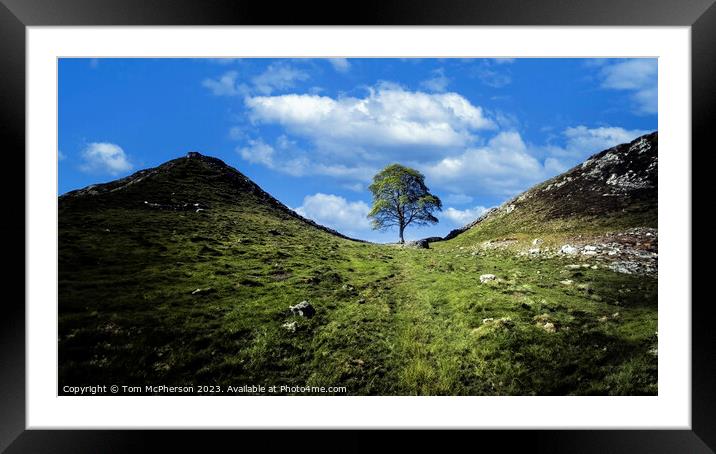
top-left (367, 164), bottom-right (442, 243)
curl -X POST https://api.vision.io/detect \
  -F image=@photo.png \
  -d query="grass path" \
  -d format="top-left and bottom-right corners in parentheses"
top-left (354, 245), bottom-right (657, 395)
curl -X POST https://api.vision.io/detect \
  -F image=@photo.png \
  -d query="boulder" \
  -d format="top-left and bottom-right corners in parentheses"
top-left (404, 239), bottom-right (430, 249)
top-left (290, 301), bottom-right (316, 318)
top-left (479, 274), bottom-right (496, 283)
top-left (561, 245), bottom-right (578, 255)
top-left (532, 238), bottom-right (543, 246)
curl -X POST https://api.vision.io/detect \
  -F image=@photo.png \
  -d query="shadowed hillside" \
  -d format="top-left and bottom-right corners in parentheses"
top-left (60, 151), bottom-right (361, 241)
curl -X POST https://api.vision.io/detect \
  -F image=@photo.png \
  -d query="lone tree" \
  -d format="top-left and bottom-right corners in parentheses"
top-left (367, 164), bottom-right (442, 243)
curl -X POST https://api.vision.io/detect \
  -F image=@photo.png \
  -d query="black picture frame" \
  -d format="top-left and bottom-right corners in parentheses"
top-left (1, 0), bottom-right (712, 452)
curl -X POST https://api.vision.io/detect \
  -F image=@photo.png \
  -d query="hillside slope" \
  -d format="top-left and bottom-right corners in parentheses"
top-left (60, 151), bottom-right (359, 241)
top-left (434, 132), bottom-right (658, 276)
top-left (443, 131), bottom-right (657, 241)
top-left (59, 152), bottom-right (387, 391)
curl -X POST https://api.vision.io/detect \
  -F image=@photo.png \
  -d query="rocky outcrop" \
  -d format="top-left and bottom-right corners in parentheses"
top-left (517, 227), bottom-right (658, 276)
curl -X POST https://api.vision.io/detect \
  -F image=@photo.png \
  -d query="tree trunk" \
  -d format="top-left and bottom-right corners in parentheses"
top-left (399, 223), bottom-right (405, 244)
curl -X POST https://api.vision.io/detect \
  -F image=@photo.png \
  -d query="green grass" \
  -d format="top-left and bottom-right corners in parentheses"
top-left (59, 202), bottom-right (657, 395)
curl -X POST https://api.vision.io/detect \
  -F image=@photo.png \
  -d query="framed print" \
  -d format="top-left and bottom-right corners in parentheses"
top-left (2, 0), bottom-right (713, 451)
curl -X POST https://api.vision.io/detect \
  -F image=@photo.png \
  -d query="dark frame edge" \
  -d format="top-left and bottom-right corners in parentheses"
top-left (691, 0), bottom-right (716, 451)
top-left (1, 0), bottom-right (716, 26)
top-left (0, 1), bottom-right (26, 453)
top-left (3, 0), bottom-right (714, 452)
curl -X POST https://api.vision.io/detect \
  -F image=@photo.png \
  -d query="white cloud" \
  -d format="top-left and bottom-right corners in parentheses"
top-left (237, 139), bottom-right (307, 176)
top-left (423, 124), bottom-right (647, 198)
top-left (228, 126), bottom-right (244, 140)
top-left (328, 58), bottom-right (351, 73)
top-left (444, 193), bottom-right (473, 204)
top-left (531, 125), bottom-right (649, 177)
top-left (237, 139), bottom-right (375, 180)
top-left (238, 139), bottom-right (276, 167)
top-left (420, 68), bottom-right (450, 92)
top-left (630, 86), bottom-right (657, 115)
top-left (598, 59), bottom-right (657, 115)
top-left (562, 125), bottom-right (650, 155)
top-left (58, 150), bottom-right (66, 161)
top-left (423, 131), bottom-right (545, 196)
top-left (205, 67), bottom-right (651, 218)
top-left (476, 68), bottom-right (511, 88)
top-left (251, 63), bottom-right (309, 95)
top-left (544, 157), bottom-right (569, 175)
top-left (600, 59), bottom-right (656, 90)
top-left (539, 126), bottom-right (649, 163)
top-left (202, 71), bottom-right (239, 96)
top-left (203, 64), bottom-right (309, 97)
top-left (245, 84), bottom-right (495, 152)
top-left (312, 163), bottom-right (376, 180)
top-left (294, 193), bottom-right (371, 232)
top-left (468, 59), bottom-right (514, 88)
top-left (343, 182), bottom-right (365, 192)
top-left (79, 142), bottom-right (133, 176)
top-left (443, 206), bottom-right (490, 225)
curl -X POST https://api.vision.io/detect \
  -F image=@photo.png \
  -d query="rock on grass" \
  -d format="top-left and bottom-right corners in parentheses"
top-left (290, 301), bottom-right (316, 318)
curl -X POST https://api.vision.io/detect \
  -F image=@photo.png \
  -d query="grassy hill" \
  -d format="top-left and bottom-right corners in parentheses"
top-left (442, 132), bottom-right (657, 245)
top-left (59, 138), bottom-right (658, 396)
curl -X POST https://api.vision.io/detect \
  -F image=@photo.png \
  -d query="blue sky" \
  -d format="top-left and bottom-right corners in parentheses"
top-left (59, 58), bottom-right (657, 242)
